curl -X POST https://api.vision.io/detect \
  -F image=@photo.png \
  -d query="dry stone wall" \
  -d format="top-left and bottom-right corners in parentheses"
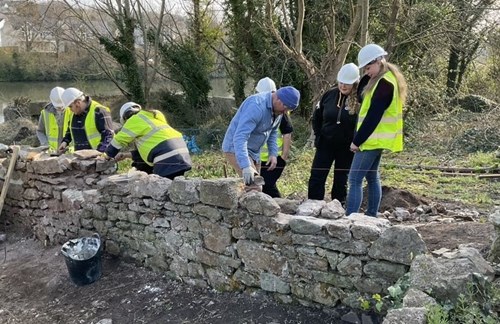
top-left (1, 147), bottom-right (430, 309)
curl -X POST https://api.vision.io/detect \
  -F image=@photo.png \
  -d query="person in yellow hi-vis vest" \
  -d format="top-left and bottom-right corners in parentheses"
top-left (58, 87), bottom-right (115, 153)
top-left (256, 78), bottom-right (293, 198)
top-left (36, 87), bottom-right (73, 152)
top-left (104, 102), bottom-right (192, 180)
top-left (346, 44), bottom-right (408, 217)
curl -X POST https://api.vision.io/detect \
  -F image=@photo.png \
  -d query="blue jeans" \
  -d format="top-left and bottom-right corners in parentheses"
top-left (346, 149), bottom-right (383, 216)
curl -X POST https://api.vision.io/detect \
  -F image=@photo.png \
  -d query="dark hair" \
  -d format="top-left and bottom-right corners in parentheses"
top-left (123, 107), bottom-right (140, 121)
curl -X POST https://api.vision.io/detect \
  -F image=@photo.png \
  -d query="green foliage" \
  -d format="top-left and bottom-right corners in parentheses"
top-left (358, 296), bottom-right (371, 311)
top-left (196, 114), bottom-right (231, 150)
top-left (357, 294), bottom-right (385, 313)
top-left (427, 305), bottom-right (449, 324)
top-left (156, 39), bottom-right (212, 126)
top-left (223, 0), bottom-right (311, 114)
top-left (390, 2), bottom-right (452, 71)
top-left (0, 51), bottom-right (110, 82)
top-left (98, 14), bottom-right (145, 105)
top-left (189, 151), bottom-right (231, 178)
top-left (116, 159), bottom-right (131, 174)
top-left (386, 274), bottom-right (411, 309)
top-left (158, 91), bottom-right (192, 128)
top-left (286, 115), bottom-right (310, 149)
top-left (450, 126), bottom-right (500, 154)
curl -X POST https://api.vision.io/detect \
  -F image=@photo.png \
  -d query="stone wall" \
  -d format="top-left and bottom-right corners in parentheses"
top-left (0, 147), bottom-right (430, 309)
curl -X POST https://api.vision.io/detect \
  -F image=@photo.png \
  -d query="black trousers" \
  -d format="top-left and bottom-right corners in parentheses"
top-left (131, 150), bottom-right (188, 179)
top-left (131, 150), bottom-right (154, 174)
top-left (260, 156), bottom-right (287, 198)
top-left (307, 138), bottom-right (354, 203)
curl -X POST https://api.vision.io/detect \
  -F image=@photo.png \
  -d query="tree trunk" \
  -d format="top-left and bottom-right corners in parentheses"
top-left (385, 0), bottom-right (400, 54)
top-left (446, 44), bottom-right (460, 96)
top-left (360, 0), bottom-right (369, 46)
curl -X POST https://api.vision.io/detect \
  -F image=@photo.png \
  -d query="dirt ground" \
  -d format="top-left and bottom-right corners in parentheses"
top-left (0, 231), bottom-right (349, 324)
top-left (0, 190), bottom-right (496, 324)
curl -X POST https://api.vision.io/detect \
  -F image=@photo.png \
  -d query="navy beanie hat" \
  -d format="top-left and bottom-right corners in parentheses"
top-left (276, 86), bottom-right (300, 110)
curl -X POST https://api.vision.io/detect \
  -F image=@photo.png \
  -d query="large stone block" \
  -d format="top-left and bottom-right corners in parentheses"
top-left (350, 214), bottom-right (390, 242)
top-left (201, 220), bottom-right (232, 254)
top-left (199, 178), bottom-right (243, 209)
top-left (289, 215), bottom-right (329, 234)
top-left (239, 191), bottom-right (280, 216)
top-left (296, 199), bottom-right (326, 217)
top-left (169, 177), bottom-right (201, 205)
top-left (260, 272), bottom-right (290, 294)
top-left (369, 225), bottom-right (427, 265)
top-left (290, 281), bottom-right (340, 306)
top-left (30, 156), bottom-right (71, 174)
top-left (130, 173), bottom-right (172, 200)
top-left (193, 204), bottom-right (222, 222)
top-left (236, 240), bottom-right (286, 276)
top-left (409, 247), bottom-right (495, 303)
top-left (382, 307), bottom-right (427, 324)
top-left (61, 189), bottom-right (84, 209)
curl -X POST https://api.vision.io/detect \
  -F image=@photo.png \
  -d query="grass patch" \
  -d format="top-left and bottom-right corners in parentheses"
top-left (115, 148), bottom-right (498, 208)
top-left (114, 107), bottom-right (500, 209)
top-left (183, 148), bottom-right (499, 208)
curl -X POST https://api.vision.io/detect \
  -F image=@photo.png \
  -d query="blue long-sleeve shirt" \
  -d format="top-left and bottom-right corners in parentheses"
top-left (222, 92), bottom-right (281, 169)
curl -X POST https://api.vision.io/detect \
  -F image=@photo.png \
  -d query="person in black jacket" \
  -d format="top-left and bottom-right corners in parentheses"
top-left (308, 63), bottom-right (360, 204)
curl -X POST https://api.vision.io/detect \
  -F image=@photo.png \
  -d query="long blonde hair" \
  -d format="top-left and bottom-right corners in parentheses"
top-left (362, 60), bottom-right (408, 104)
top-left (346, 84), bottom-right (360, 115)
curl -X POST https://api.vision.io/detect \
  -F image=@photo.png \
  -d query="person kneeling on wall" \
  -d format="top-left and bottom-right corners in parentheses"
top-left (104, 102), bottom-right (192, 180)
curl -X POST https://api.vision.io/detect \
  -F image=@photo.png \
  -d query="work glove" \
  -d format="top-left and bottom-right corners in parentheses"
top-left (242, 166), bottom-right (258, 185)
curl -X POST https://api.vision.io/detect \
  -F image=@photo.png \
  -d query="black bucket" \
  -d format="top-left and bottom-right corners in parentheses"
top-left (61, 233), bottom-right (103, 286)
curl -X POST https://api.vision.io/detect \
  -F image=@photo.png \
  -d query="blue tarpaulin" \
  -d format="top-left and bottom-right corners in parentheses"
top-left (183, 135), bottom-right (202, 154)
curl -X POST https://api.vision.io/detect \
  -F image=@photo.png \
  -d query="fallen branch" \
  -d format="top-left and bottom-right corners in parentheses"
top-left (477, 174), bottom-right (500, 180)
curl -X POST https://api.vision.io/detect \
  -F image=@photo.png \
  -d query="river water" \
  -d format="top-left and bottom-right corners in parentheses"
top-left (0, 78), bottom-right (234, 122)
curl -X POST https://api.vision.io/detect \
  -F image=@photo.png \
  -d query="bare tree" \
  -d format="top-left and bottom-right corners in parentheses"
top-left (8, 0), bottom-right (44, 52)
top-left (265, 0), bottom-right (364, 105)
top-left (59, 0), bottom-right (177, 104)
top-left (445, 0), bottom-right (497, 96)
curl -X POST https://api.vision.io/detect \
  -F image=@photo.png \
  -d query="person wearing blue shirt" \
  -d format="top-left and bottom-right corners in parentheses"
top-left (222, 86), bottom-right (300, 187)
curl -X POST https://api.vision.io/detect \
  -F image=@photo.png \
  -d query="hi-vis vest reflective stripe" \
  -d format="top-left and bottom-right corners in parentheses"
top-left (42, 108), bottom-right (72, 150)
top-left (357, 71), bottom-right (403, 153)
top-left (260, 130), bottom-right (283, 161)
top-left (69, 101), bottom-right (110, 149)
top-left (111, 110), bottom-right (187, 166)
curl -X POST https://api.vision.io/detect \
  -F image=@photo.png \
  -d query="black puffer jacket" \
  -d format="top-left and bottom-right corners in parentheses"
top-left (312, 87), bottom-right (357, 146)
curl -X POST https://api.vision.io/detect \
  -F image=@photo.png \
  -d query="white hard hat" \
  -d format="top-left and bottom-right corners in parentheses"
top-left (337, 63), bottom-right (360, 84)
top-left (49, 87), bottom-right (65, 108)
top-left (358, 44), bottom-right (388, 68)
top-left (61, 87), bottom-right (84, 108)
top-left (119, 102), bottom-right (141, 124)
top-left (255, 77), bottom-right (277, 93)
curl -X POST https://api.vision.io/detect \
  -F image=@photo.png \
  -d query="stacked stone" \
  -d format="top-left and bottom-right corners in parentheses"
top-left (0, 147), bottom-right (433, 309)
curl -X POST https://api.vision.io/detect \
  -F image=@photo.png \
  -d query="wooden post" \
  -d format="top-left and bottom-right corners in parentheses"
top-left (0, 145), bottom-right (20, 217)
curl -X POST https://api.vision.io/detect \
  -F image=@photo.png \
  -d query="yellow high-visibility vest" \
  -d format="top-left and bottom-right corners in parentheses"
top-left (357, 71), bottom-right (403, 152)
top-left (69, 101), bottom-right (110, 149)
top-left (110, 110), bottom-right (187, 166)
top-left (41, 108), bottom-right (72, 150)
top-left (260, 130), bottom-right (283, 162)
